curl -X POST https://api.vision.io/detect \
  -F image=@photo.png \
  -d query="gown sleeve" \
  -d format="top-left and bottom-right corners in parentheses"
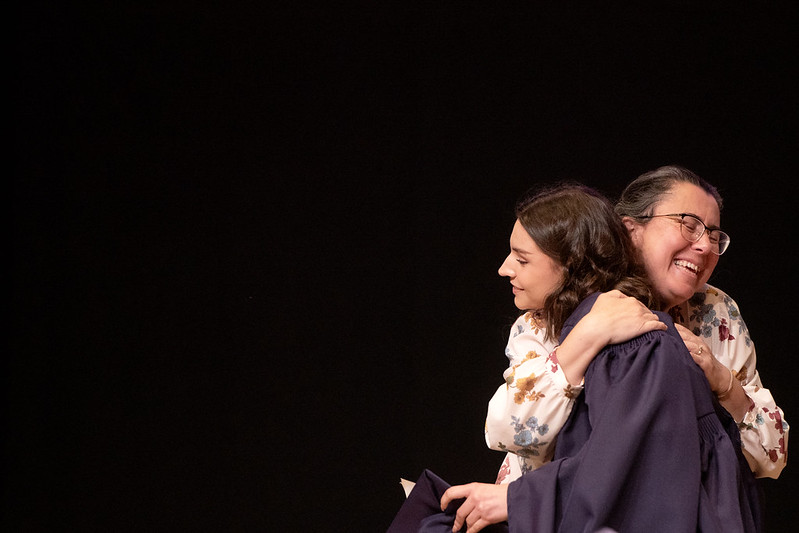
top-left (672, 285), bottom-right (788, 478)
top-left (484, 313), bottom-right (581, 481)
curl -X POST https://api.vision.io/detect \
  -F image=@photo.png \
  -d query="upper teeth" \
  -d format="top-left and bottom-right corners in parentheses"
top-left (675, 260), bottom-right (699, 273)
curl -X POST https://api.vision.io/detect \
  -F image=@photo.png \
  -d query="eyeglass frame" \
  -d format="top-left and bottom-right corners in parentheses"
top-left (630, 212), bottom-right (731, 255)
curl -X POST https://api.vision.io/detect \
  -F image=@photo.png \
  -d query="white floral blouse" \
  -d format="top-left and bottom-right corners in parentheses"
top-left (486, 284), bottom-right (789, 483)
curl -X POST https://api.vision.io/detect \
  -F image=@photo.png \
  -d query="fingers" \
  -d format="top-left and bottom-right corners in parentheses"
top-left (441, 483), bottom-right (473, 511)
top-left (441, 485), bottom-right (471, 532)
top-left (674, 323), bottom-right (698, 342)
top-left (442, 483), bottom-right (509, 532)
top-left (686, 341), bottom-right (705, 359)
top-left (451, 494), bottom-right (490, 533)
top-left (645, 317), bottom-right (668, 332)
top-left (440, 486), bottom-right (460, 512)
top-left (465, 517), bottom-right (490, 533)
top-left (681, 329), bottom-right (714, 380)
top-left (452, 499), bottom-right (475, 532)
top-left (676, 326), bottom-right (706, 356)
top-left (675, 325), bottom-right (707, 356)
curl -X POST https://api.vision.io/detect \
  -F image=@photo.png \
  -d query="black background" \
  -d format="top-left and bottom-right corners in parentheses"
top-left (11, 4), bottom-right (798, 532)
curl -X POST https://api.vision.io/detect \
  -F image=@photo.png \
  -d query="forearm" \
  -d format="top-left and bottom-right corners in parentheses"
top-left (555, 317), bottom-right (608, 386)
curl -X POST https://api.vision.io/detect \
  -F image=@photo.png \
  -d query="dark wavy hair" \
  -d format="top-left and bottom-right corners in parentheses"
top-left (516, 183), bottom-right (657, 341)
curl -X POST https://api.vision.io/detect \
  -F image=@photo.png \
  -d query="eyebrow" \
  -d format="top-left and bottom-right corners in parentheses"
top-left (684, 212), bottom-right (722, 231)
top-left (511, 246), bottom-right (532, 256)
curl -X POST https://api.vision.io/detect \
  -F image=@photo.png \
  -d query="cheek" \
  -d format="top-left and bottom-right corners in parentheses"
top-left (638, 248), bottom-right (673, 291)
top-left (638, 241), bottom-right (665, 274)
top-left (519, 273), bottom-right (545, 307)
top-left (703, 256), bottom-right (719, 279)
top-left (647, 234), bottom-right (682, 267)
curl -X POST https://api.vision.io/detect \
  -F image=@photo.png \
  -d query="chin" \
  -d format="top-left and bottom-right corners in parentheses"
top-left (668, 290), bottom-right (696, 309)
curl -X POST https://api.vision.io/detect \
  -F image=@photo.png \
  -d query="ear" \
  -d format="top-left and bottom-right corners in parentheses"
top-left (622, 216), bottom-right (642, 244)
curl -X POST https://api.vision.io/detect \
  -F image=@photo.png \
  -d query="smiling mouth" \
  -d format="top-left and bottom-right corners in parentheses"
top-left (674, 259), bottom-right (700, 274)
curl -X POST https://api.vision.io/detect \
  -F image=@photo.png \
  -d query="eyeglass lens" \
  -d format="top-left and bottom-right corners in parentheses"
top-left (680, 215), bottom-right (729, 253)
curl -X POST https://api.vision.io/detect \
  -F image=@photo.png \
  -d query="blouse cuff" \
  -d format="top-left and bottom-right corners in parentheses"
top-left (547, 347), bottom-right (584, 391)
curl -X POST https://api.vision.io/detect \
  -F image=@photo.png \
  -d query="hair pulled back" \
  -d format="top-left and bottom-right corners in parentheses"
top-left (615, 165), bottom-right (723, 218)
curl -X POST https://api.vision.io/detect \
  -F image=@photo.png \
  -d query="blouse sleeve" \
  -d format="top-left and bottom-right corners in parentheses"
top-left (674, 285), bottom-right (789, 479)
top-left (484, 313), bottom-right (582, 477)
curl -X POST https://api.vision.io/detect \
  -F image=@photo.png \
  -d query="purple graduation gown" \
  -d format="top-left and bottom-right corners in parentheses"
top-left (508, 293), bottom-right (761, 532)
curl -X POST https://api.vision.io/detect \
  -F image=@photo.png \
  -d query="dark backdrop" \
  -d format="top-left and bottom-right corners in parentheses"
top-left (11, 4), bottom-right (798, 532)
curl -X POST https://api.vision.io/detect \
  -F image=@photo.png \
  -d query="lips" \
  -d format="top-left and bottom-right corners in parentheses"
top-left (674, 259), bottom-right (701, 275)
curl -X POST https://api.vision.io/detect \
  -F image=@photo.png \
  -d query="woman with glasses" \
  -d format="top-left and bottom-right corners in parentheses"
top-left (486, 165), bottom-right (787, 488)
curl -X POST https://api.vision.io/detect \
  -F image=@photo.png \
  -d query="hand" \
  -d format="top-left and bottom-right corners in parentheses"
top-left (585, 290), bottom-right (667, 345)
top-left (674, 324), bottom-right (729, 393)
top-left (440, 482), bottom-right (508, 532)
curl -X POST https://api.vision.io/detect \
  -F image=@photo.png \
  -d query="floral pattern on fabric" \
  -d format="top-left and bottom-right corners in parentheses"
top-left (658, 285), bottom-right (786, 477)
top-left (504, 349), bottom-right (546, 387)
top-left (495, 417), bottom-right (551, 474)
top-left (486, 313), bottom-right (574, 477)
top-left (513, 374), bottom-right (544, 404)
top-left (672, 288), bottom-right (752, 348)
top-left (495, 455), bottom-right (512, 484)
top-left (511, 415), bottom-right (550, 453)
top-left (563, 383), bottom-right (581, 400)
top-left (523, 311), bottom-right (546, 334)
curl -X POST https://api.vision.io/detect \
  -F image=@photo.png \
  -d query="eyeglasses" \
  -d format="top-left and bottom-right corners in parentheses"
top-left (634, 213), bottom-right (731, 255)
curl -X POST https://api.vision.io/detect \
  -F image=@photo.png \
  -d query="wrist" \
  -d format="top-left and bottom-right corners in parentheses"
top-left (557, 336), bottom-right (603, 387)
top-left (716, 368), bottom-right (735, 401)
top-left (565, 317), bottom-right (609, 356)
top-left (574, 313), bottom-right (612, 346)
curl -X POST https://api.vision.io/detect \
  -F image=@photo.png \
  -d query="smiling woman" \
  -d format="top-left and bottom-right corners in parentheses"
top-left (622, 180), bottom-right (724, 310)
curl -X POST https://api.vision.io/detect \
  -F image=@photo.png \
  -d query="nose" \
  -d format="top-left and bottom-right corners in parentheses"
top-left (498, 254), bottom-right (514, 277)
top-left (692, 230), bottom-right (714, 253)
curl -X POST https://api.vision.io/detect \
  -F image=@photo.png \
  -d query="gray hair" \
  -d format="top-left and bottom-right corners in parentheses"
top-left (614, 165), bottom-right (723, 218)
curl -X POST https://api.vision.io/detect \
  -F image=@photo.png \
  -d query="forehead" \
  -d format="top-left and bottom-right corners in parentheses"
top-left (511, 219), bottom-right (528, 239)
top-left (510, 220), bottom-right (537, 248)
top-left (656, 182), bottom-right (721, 225)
